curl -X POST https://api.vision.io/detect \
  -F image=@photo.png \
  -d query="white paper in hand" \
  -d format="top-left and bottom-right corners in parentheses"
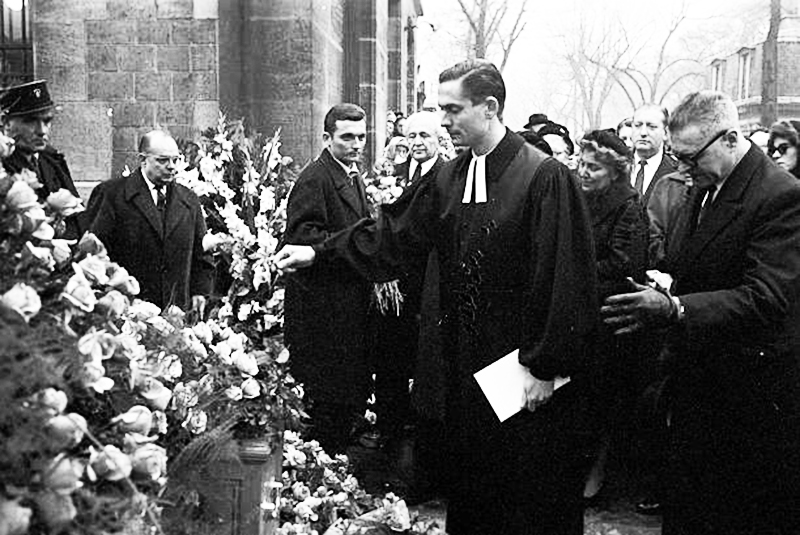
top-left (473, 349), bottom-right (570, 423)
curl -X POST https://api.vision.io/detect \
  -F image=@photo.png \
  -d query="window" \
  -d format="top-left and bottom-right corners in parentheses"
top-left (737, 49), bottom-right (753, 100)
top-left (0, 0), bottom-right (32, 87)
top-left (711, 60), bottom-right (724, 92)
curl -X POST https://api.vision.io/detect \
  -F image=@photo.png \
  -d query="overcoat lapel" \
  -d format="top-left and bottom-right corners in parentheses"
top-left (125, 170), bottom-right (164, 240)
top-left (676, 150), bottom-right (755, 266)
top-left (321, 149), bottom-right (366, 217)
top-left (164, 187), bottom-right (191, 241)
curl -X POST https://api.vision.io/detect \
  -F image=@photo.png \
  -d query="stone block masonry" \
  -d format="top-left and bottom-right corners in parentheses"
top-left (38, 0), bottom-right (221, 185)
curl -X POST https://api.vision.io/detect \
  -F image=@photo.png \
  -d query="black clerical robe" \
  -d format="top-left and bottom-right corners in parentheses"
top-left (313, 130), bottom-right (599, 534)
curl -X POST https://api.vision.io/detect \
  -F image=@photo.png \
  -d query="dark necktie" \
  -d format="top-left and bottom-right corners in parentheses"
top-left (411, 164), bottom-right (422, 184)
top-left (156, 186), bottom-right (167, 230)
top-left (634, 160), bottom-right (646, 194)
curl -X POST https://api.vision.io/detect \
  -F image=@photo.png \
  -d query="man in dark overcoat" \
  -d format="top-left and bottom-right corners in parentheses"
top-left (86, 130), bottom-right (212, 312)
top-left (1, 80), bottom-right (82, 237)
top-left (283, 103), bottom-right (373, 455)
top-left (276, 60), bottom-right (599, 535)
top-left (604, 91), bottom-right (800, 534)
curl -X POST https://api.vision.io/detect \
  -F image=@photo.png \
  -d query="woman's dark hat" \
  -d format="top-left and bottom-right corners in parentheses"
top-left (0, 80), bottom-right (55, 117)
top-left (524, 113), bottom-right (549, 129)
top-left (583, 129), bottom-right (630, 157)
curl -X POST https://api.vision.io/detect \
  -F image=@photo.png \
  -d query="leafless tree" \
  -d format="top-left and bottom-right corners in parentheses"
top-left (455, 0), bottom-right (529, 72)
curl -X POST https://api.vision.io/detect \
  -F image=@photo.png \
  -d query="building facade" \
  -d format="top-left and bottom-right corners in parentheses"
top-left (708, 3), bottom-right (800, 130)
top-left (8, 0), bottom-right (422, 194)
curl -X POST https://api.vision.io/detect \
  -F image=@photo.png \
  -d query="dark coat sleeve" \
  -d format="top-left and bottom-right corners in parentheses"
top-left (517, 160), bottom-right (599, 379)
top-left (189, 195), bottom-right (213, 298)
top-left (313, 169), bottom-right (438, 282)
top-left (285, 161), bottom-right (333, 246)
top-left (597, 198), bottom-right (649, 297)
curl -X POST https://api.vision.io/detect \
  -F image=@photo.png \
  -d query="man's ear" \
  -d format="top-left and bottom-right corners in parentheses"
top-left (322, 132), bottom-right (331, 145)
top-left (485, 97), bottom-right (500, 119)
top-left (724, 130), bottom-right (739, 147)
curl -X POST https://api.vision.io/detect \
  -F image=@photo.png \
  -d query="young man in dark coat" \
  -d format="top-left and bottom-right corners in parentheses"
top-left (604, 91), bottom-right (800, 534)
top-left (86, 130), bottom-right (212, 313)
top-left (276, 60), bottom-right (599, 535)
top-left (283, 103), bottom-right (373, 455)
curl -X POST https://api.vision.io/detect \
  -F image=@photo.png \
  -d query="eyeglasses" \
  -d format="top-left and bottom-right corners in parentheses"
top-left (674, 129), bottom-right (729, 167)
top-left (769, 143), bottom-right (793, 158)
top-left (143, 154), bottom-right (181, 165)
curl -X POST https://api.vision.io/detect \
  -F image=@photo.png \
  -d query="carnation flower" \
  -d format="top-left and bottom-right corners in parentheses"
top-left (46, 189), bottom-right (84, 217)
top-left (112, 405), bottom-right (153, 435)
top-left (130, 443), bottom-right (167, 481)
top-left (90, 445), bottom-right (132, 481)
top-left (0, 282), bottom-right (41, 322)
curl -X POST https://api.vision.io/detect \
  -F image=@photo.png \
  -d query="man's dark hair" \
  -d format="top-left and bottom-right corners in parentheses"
top-left (439, 59), bottom-right (506, 118)
top-left (768, 120), bottom-right (800, 149)
top-left (324, 103), bottom-right (366, 135)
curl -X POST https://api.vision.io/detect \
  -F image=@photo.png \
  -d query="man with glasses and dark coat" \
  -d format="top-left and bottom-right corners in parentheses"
top-left (86, 130), bottom-right (212, 313)
top-left (603, 90), bottom-right (800, 535)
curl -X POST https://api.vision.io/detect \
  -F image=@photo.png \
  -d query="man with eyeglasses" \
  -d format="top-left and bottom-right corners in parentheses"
top-left (86, 130), bottom-right (212, 313)
top-left (603, 91), bottom-right (800, 534)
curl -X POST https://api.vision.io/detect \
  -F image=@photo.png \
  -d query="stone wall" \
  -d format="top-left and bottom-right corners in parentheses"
top-left (34, 0), bottom-right (220, 193)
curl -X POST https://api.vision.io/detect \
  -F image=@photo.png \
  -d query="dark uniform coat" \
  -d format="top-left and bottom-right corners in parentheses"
top-left (640, 151), bottom-right (678, 205)
top-left (660, 145), bottom-right (800, 534)
top-left (313, 130), bottom-right (599, 535)
top-left (86, 168), bottom-right (212, 310)
top-left (283, 148), bottom-right (373, 406)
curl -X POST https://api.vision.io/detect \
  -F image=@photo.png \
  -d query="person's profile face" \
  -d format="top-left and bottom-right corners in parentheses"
top-left (438, 78), bottom-right (488, 150)
top-left (577, 150), bottom-right (615, 193)
top-left (617, 125), bottom-right (633, 150)
top-left (769, 135), bottom-right (798, 172)
top-left (4, 110), bottom-right (54, 153)
top-left (325, 119), bottom-right (367, 165)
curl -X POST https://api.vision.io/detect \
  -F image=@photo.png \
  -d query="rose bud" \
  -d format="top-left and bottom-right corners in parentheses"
top-left (90, 445), bottom-right (132, 481)
top-left (46, 189), bottom-right (84, 217)
top-left (111, 405), bottom-right (153, 435)
top-left (32, 388), bottom-right (68, 416)
top-left (130, 443), bottom-right (167, 481)
top-left (0, 282), bottom-right (41, 323)
top-left (45, 413), bottom-right (86, 449)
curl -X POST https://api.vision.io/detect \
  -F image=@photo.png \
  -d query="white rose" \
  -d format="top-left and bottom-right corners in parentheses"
top-left (0, 282), bottom-right (41, 322)
top-left (138, 378), bottom-right (172, 411)
top-left (111, 405), bottom-right (153, 435)
top-left (241, 377), bottom-right (261, 399)
top-left (32, 388), bottom-right (68, 415)
top-left (76, 254), bottom-right (109, 285)
top-left (130, 443), bottom-right (167, 481)
top-left (77, 232), bottom-right (109, 258)
top-left (90, 445), bottom-right (132, 481)
top-left (232, 351), bottom-right (259, 376)
top-left (225, 386), bottom-right (243, 401)
top-left (182, 409), bottom-right (208, 434)
top-left (46, 189), bottom-right (84, 217)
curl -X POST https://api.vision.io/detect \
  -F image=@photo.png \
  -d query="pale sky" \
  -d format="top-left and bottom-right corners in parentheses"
top-left (417, 0), bottom-right (769, 135)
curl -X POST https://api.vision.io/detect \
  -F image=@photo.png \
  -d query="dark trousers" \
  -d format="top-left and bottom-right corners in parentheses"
top-left (443, 382), bottom-right (599, 535)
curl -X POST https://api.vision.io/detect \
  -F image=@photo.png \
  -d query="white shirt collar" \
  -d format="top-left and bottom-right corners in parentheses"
top-left (328, 148), bottom-right (359, 178)
top-left (141, 171), bottom-right (165, 205)
top-left (408, 154), bottom-right (439, 180)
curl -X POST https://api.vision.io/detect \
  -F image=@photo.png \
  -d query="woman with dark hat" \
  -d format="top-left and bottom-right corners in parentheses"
top-left (767, 120), bottom-right (800, 179)
top-left (577, 129), bottom-right (650, 502)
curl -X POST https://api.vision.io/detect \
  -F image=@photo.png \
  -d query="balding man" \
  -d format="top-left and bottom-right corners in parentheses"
top-left (604, 91), bottom-right (800, 534)
top-left (86, 130), bottom-right (212, 312)
top-left (631, 103), bottom-right (677, 204)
